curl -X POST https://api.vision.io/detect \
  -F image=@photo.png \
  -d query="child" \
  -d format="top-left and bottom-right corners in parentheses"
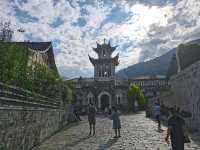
top-left (110, 106), bottom-right (121, 138)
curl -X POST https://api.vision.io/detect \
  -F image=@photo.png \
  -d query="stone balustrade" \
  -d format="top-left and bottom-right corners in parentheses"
top-left (0, 82), bottom-right (62, 109)
top-left (0, 82), bottom-right (66, 150)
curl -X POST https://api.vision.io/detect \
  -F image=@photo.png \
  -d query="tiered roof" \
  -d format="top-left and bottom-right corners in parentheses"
top-left (88, 40), bottom-right (119, 66)
top-left (88, 54), bottom-right (119, 66)
top-left (92, 41), bottom-right (117, 54)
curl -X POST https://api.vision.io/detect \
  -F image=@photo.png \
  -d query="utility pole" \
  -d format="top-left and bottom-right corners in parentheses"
top-left (0, 21), bottom-right (25, 42)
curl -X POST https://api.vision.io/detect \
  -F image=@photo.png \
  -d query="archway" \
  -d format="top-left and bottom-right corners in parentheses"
top-left (101, 94), bottom-right (109, 110)
top-left (98, 91), bottom-right (111, 110)
top-left (87, 92), bottom-right (94, 105)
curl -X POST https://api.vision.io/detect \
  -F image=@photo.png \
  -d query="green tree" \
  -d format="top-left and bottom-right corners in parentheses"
top-left (128, 83), bottom-right (146, 111)
top-left (0, 42), bottom-right (28, 86)
top-left (0, 42), bottom-right (76, 105)
top-left (57, 79), bottom-right (74, 106)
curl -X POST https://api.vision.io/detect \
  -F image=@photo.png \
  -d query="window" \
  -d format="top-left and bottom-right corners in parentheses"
top-left (87, 93), bottom-right (94, 104)
top-left (103, 49), bottom-right (106, 57)
top-left (117, 96), bottom-right (121, 104)
top-left (108, 70), bottom-right (111, 77)
top-left (88, 97), bottom-right (94, 104)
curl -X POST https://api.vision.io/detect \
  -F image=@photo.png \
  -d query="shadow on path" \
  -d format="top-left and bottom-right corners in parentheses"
top-left (62, 135), bottom-right (91, 149)
top-left (97, 138), bottom-right (119, 150)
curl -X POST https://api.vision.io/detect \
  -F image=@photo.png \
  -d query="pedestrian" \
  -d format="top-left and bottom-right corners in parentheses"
top-left (160, 101), bottom-right (165, 116)
top-left (88, 103), bottom-right (96, 136)
top-left (154, 102), bottom-right (161, 131)
top-left (110, 106), bottom-right (121, 138)
top-left (104, 106), bottom-right (108, 116)
top-left (176, 107), bottom-right (180, 114)
top-left (165, 107), bottom-right (186, 150)
top-left (73, 106), bottom-right (81, 121)
top-left (108, 108), bottom-right (112, 115)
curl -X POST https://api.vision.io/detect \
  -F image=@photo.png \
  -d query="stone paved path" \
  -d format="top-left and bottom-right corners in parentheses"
top-left (36, 112), bottom-right (200, 150)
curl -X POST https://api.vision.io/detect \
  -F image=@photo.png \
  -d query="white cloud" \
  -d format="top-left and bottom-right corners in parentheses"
top-left (82, 3), bottom-right (112, 28)
top-left (1, 0), bottom-right (200, 78)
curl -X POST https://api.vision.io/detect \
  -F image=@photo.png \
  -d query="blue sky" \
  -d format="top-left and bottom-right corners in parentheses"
top-left (1, 0), bottom-right (200, 78)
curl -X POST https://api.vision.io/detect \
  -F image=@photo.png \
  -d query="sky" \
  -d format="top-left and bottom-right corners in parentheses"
top-left (1, 0), bottom-right (200, 78)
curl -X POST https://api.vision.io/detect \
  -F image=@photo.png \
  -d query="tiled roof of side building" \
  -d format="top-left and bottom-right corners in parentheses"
top-left (27, 42), bottom-right (58, 74)
top-left (26, 42), bottom-right (52, 51)
top-left (4, 42), bottom-right (58, 74)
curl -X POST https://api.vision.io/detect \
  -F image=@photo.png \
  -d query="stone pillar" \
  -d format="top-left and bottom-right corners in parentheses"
top-left (103, 67), bottom-right (104, 77)
top-left (111, 64), bottom-right (113, 77)
top-left (100, 66), bottom-right (102, 77)
top-left (94, 65), bottom-right (96, 77)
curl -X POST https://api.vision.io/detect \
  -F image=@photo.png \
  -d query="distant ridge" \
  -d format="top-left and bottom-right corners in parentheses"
top-left (116, 39), bottom-right (200, 79)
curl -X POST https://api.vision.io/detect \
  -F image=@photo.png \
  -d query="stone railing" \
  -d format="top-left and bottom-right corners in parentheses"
top-left (114, 79), bottom-right (128, 87)
top-left (131, 78), bottom-right (169, 89)
top-left (0, 82), bottom-right (62, 109)
top-left (0, 82), bottom-right (66, 150)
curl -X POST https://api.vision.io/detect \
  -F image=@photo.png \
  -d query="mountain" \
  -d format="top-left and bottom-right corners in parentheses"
top-left (116, 49), bottom-right (176, 79)
top-left (117, 39), bottom-right (200, 79)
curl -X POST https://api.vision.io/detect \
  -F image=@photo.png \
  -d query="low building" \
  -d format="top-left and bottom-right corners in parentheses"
top-left (130, 76), bottom-right (170, 99)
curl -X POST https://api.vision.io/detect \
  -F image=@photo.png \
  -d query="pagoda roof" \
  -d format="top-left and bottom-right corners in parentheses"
top-left (88, 53), bottom-right (119, 66)
top-left (92, 41), bottom-right (117, 54)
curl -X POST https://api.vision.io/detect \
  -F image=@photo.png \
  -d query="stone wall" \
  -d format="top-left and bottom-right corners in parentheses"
top-left (168, 60), bottom-right (200, 131)
top-left (0, 106), bottom-right (65, 150)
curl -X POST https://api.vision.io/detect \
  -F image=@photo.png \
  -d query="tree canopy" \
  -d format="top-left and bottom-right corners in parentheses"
top-left (128, 83), bottom-right (146, 111)
top-left (0, 42), bottom-right (74, 105)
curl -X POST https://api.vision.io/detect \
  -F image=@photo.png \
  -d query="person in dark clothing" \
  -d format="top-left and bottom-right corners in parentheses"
top-left (73, 107), bottom-right (81, 121)
top-left (165, 107), bottom-right (186, 150)
top-left (88, 103), bottom-right (96, 136)
top-left (160, 101), bottom-right (165, 115)
top-left (108, 108), bottom-right (112, 115)
top-left (154, 102), bottom-right (161, 130)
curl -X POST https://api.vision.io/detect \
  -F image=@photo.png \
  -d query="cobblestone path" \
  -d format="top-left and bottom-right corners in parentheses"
top-left (36, 112), bottom-right (200, 150)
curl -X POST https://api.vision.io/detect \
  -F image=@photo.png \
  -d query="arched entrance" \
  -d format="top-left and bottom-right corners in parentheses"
top-left (101, 94), bottom-right (109, 110)
top-left (98, 91), bottom-right (111, 110)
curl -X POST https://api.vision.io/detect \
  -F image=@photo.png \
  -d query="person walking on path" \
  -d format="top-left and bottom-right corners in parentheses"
top-left (73, 106), bottom-right (81, 121)
top-left (88, 103), bottom-right (96, 136)
top-left (165, 107), bottom-right (187, 150)
top-left (110, 106), bottom-right (121, 138)
top-left (154, 102), bottom-right (161, 131)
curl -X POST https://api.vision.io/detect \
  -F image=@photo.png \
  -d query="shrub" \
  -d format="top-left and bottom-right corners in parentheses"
top-left (0, 42), bottom-right (74, 105)
top-left (128, 83), bottom-right (146, 111)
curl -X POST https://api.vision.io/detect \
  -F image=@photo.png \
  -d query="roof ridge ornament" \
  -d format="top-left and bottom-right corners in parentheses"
top-left (28, 44), bottom-right (51, 54)
top-left (96, 41), bottom-right (100, 48)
